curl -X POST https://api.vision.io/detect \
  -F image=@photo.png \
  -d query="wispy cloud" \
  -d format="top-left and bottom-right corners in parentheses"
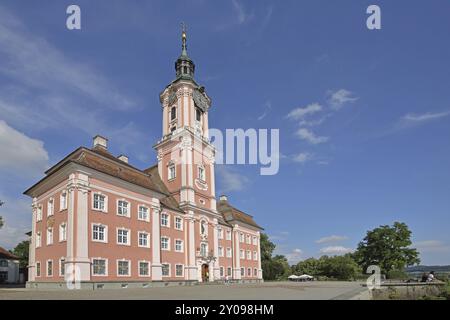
top-left (257, 101), bottom-right (272, 121)
top-left (216, 165), bottom-right (250, 193)
top-left (319, 246), bottom-right (353, 255)
top-left (285, 248), bottom-right (303, 264)
top-left (413, 240), bottom-right (450, 253)
top-left (327, 89), bottom-right (358, 110)
top-left (402, 111), bottom-right (450, 123)
top-left (0, 120), bottom-right (49, 178)
top-left (296, 128), bottom-right (329, 145)
top-left (286, 103), bottom-right (323, 120)
top-left (316, 235), bottom-right (349, 244)
top-left (292, 152), bottom-right (313, 164)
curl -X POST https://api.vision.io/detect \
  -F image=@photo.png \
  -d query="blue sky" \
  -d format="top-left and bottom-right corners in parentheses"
top-left (0, 0), bottom-right (449, 265)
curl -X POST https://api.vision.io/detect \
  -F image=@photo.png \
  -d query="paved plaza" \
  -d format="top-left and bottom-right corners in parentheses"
top-left (0, 281), bottom-right (368, 300)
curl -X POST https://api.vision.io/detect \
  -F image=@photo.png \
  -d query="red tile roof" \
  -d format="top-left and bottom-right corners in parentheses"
top-left (0, 247), bottom-right (19, 260)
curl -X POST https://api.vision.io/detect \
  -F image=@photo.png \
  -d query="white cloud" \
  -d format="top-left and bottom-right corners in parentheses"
top-left (402, 111), bottom-right (450, 123)
top-left (320, 246), bottom-right (353, 255)
top-left (316, 235), bottom-right (349, 244)
top-left (0, 193), bottom-right (32, 250)
top-left (296, 128), bottom-right (329, 145)
top-left (216, 166), bottom-right (249, 193)
top-left (293, 152), bottom-right (313, 164)
top-left (327, 89), bottom-right (358, 110)
top-left (0, 120), bottom-right (48, 178)
top-left (413, 240), bottom-right (450, 253)
top-left (231, 0), bottom-right (253, 24)
top-left (257, 101), bottom-right (272, 121)
top-left (286, 248), bottom-right (303, 264)
top-left (287, 103), bottom-right (323, 120)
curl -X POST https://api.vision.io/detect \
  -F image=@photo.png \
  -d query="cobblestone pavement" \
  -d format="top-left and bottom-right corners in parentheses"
top-left (0, 281), bottom-right (368, 300)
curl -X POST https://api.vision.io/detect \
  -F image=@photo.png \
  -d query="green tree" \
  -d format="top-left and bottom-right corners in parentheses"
top-left (11, 240), bottom-right (30, 268)
top-left (260, 233), bottom-right (275, 261)
top-left (259, 234), bottom-right (290, 281)
top-left (0, 200), bottom-right (4, 229)
top-left (319, 254), bottom-right (361, 280)
top-left (354, 222), bottom-right (420, 277)
top-left (293, 257), bottom-right (322, 276)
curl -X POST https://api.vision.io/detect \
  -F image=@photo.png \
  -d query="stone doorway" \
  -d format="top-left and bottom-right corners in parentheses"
top-left (201, 264), bottom-right (209, 282)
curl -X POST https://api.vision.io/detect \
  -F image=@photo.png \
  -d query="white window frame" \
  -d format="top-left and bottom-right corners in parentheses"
top-left (92, 224), bottom-right (108, 243)
top-left (253, 251), bottom-right (258, 261)
top-left (92, 192), bottom-right (108, 213)
top-left (117, 228), bottom-right (130, 246)
top-left (138, 260), bottom-right (150, 277)
top-left (227, 267), bottom-right (232, 277)
top-left (174, 239), bottom-right (184, 252)
top-left (59, 223), bottom-right (67, 242)
top-left (161, 236), bottom-right (170, 251)
top-left (36, 205), bottom-right (43, 222)
top-left (200, 243), bottom-right (208, 257)
top-left (92, 258), bottom-right (108, 276)
top-left (247, 268), bottom-right (251, 277)
top-left (161, 212), bottom-right (170, 228)
top-left (46, 227), bottom-right (53, 245)
top-left (198, 165), bottom-right (206, 182)
top-left (175, 264), bottom-right (184, 277)
top-left (240, 267), bottom-right (244, 277)
top-left (47, 198), bottom-right (54, 217)
top-left (226, 230), bottom-right (232, 241)
top-left (59, 258), bottom-right (65, 277)
top-left (226, 247), bottom-right (232, 258)
top-left (60, 191), bottom-right (68, 211)
top-left (254, 268), bottom-right (258, 277)
top-left (239, 233), bottom-right (244, 243)
top-left (240, 249), bottom-right (245, 259)
top-left (36, 261), bottom-right (41, 277)
top-left (170, 106), bottom-right (177, 122)
top-left (220, 266), bottom-right (224, 277)
top-left (253, 236), bottom-right (258, 245)
top-left (138, 231), bottom-right (150, 248)
top-left (47, 259), bottom-right (53, 277)
top-left (200, 219), bottom-right (208, 236)
top-left (168, 162), bottom-right (176, 180)
top-left (36, 232), bottom-right (42, 248)
top-left (161, 263), bottom-right (171, 277)
top-left (138, 205), bottom-right (150, 222)
top-left (246, 234), bottom-right (251, 244)
top-left (117, 259), bottom-right (130, 277)
top-left (247, 250), bottom-right (251, 260)
top-left (116, 199), bottom-right (130, 218)
top-left (174, 216), bottom-right (183, 231)
top-left (218, 246), bottom-right (224, 257)
top-left (218, 228), bottom-right (223, 240)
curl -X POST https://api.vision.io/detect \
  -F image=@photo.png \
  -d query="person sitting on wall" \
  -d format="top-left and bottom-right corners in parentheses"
top-left (427, 271), bottom-right (435, 282)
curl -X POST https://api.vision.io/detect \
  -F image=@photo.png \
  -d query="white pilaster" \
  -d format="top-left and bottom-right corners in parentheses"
top-left (212, 219), bottom-right (220, 280)
top-left (186, 211), bottom-right (198, 280)
top-left (28, 198), bottom-right (37, 282)
top-left (151, 198), bottom-right (162, 281)
top-left (233, 228), bottom-right (241, 280)
top-left (257, 231), bottom-right (263, 280)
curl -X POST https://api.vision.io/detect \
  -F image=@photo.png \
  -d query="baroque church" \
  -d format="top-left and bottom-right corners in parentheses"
top-left (24, 29), bottom-right (263, 288)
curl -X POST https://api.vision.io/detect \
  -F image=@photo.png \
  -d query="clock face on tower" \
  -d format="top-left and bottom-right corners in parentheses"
top-left (192, 89), bottom-right (208, 112)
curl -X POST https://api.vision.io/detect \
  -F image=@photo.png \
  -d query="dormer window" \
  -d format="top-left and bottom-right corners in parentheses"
top-left (170, 106), bottom-right (177, 121)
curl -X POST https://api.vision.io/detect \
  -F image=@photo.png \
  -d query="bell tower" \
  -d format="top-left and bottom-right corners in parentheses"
top-left (155, 26), bottom-right (217, 213)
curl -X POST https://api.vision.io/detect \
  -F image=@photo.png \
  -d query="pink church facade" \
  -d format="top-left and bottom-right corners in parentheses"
top-left (24, 31), bottom-right (263, 289)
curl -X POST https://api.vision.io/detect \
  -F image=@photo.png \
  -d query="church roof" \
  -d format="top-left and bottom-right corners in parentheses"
top-left (217, 198), bottom-right (264, 230)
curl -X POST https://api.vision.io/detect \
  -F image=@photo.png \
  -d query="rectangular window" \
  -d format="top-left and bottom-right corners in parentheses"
top-left (92, 224), bottom-right (106, 242)
top-left (253, 251), bottom-right (258, 261)
top-left (226, 247), bottom-right (232, 258)
top-left (218, 246), bottom-right (224, 257)
top-left (36, 262), bottom-right (41, 277)
top-left (161, 237), bottom-right (170, 250)
top-left (246, 234), bottom-right (251, 244)
top-left (46, 228), bottom-right (53, 245)
top-left (227, 267), bottom-right (232, 277)
top-left (139, 261), bottom-right (149, 276)
top-left (36, 232), bottom-right (41, 248)
top-left (247, 268), bottom-right (251, 277)
top-left (59, 223), bottom-right (67, 242)
top-left (240, 267), bottom-right (244, 277)
top-left (226, 231), bottom-right (232, 241)
top-left (162, 263), bottom-right (170, 277)
top-left (175, 264), bottom-right (183, 277)
top-left (254, 268), bottom-right (258, 277)
top-left (239, 233), bottom-right (244, 243)
top-left (92, 259), bottom-right (106, 276)
top-left (175, 217), bottom-right (183, 230)
top-left (161, 213), bottom-right (169, 227)
top-left (218, 228), bottom-right (223, 239)
top-left (198, 166), bottom-right (205, 181)
top-left (47, 199), bottom-right (54, 216)
top-left (60, 258), bottom-right (65, 277)
top-left (117, 260), bottom-right (130, 276)
top-left (247, 250), bottom-right (251, 260)
top-left (93, 193), bottom-right (106, 211)
top-left (117, 200), bottom-right (129, 217)
top-left (60, 192), bottom-right (67, 211)
top-left (240, 249), bottom-right (244, 259)
top-left (36, 206), bottom-right (42, 222)
top-left (175, 239), bottom-right (183, 252)
top-left (253, 236), bottom-right (257, 245)
top-left (117, 229), bottom-right (129, 245)
top-left (138, 206), bottom-right (149, 221)
top-left (138, 232), bottom-right (149, 247)
top-left (168, 165), bottom-right (176, 180)
top-left (220, 267), bottom-right (224, 277)
top-left (47, 260), bottom-right (53, 277)
top-left (200, 243), bottom-right (208, 257)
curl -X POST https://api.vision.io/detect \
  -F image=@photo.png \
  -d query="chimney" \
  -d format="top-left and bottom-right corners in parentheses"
top-left (93, 135), bottom-right (108, 150)
top-left (219, 195), bottom-right (228, 202)
top-left (118, 155), bottom-right (129, 164)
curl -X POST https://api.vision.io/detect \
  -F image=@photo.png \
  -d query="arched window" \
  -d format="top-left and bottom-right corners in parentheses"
top-left (183, 66), bottom-right (188, 74)
top-left (198, 165), bottom-right (205, 182)
top-left (168, 161), bottom-right (176, 180)
top-left (170, 106), bottom-right (176, 121)
top-left (200, 243), bottom-right (208, 256)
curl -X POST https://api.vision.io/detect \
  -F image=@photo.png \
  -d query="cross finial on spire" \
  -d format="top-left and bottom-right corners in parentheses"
top-left (181, 22), bottom-right (187, 56)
